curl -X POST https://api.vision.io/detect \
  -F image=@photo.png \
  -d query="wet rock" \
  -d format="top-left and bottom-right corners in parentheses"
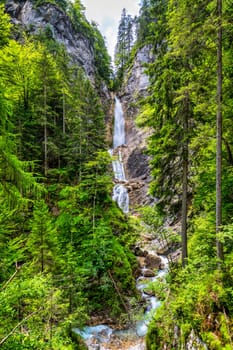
top-left (143, 289), bottom-right (155, 297)
top-left (144, 254), bottom-right (161, 270)
top-left (141, 233), bottom-right (155, 241)
top-left (159, 261), bottom-right (166, 270)
top-left (156, 247), bottom-right (169, 255)
top-left (134, 246), bottom-right (148, 257)
top-left (127, 149), bottom-right (149, 179)
top-left (142, 269), bottom-right (155, 277)
top-left (169, 249), bottom-right (181, 263)
top-left (137, 257), bottom-right (146, 269)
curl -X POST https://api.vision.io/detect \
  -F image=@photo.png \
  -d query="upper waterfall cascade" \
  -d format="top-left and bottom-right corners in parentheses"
top-left (111, 97), bottom-right (129, 213)
top-left (113, 97), bottom-right (126, 148)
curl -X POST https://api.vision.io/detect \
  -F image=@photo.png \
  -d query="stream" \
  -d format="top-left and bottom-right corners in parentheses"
top-left (73, 256), bottom-right (168, 350)
top-left (73, 97), bottom-right (168, 350)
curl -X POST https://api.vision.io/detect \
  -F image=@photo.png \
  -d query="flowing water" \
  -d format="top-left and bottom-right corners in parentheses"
top-left (73, 256), bottom-right (168, 350)
top-left (73, 97), bottom-right (168, 349)
top-left (113, 97), bottom-right (125, 149)
top-left (110, 97), bottom-right (129, 213)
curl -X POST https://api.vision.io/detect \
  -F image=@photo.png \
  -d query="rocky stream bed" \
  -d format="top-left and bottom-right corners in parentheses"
top-left (73, 232), bottom-right (169, 350)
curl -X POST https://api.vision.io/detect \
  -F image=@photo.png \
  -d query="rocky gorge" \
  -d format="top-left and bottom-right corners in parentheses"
top-left (5, 0), bottom-right (155, 213)
top-left (118, 46), bottom-right (155, 211)
top-left (72, 69), bottom-right (171, 349)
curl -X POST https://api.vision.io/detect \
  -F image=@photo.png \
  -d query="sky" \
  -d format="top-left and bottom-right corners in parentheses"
top-left (81, 0), bottom-right (140, 60)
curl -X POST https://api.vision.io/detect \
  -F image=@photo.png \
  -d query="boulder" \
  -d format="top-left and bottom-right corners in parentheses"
top-left (142, 269), bottom-right (155, 277)
top-left (134, 246), bottom-right (148, 257)
top-left (143, 289), bottom-right (155, 297)
top-left (137, 257), bottom-right (146, 269)
top-left (144, 254), bottom-right (162, 270)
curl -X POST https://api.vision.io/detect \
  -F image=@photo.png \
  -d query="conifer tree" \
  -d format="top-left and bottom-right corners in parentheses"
top-left (27, 200), bottom-right (57, 273)
top-left (114, 8), bottom-right (134, 81)
top-left (216, 0), bottom-right (224, 261)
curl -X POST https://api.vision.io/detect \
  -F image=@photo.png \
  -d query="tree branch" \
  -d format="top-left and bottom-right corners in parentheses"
top-left (0, 308), bottom-right (42, 347)
top-left (1, 268), bottom-right (19, 291)
top-left (108, 270), bottom-right (129, 314)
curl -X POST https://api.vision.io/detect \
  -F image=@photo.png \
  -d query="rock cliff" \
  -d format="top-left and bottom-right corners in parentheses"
top-left (5, 0), bottom-right (112, 116)
top-left (119, 46), bottom-right (154, 209)
top-left (5, 0), bottom-right (96, 81)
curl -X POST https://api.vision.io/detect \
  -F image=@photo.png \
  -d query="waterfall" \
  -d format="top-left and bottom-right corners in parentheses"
top-left (111, 97), bottom-right (129, 213)
top-left (112, 184), bottom-right (129, 214)
top-left (113, 97), bottom-right (125, 148)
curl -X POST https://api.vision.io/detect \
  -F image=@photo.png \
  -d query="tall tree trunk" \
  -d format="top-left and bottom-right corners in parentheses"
top-left (44, 85), bottom-right (48, 176)
top-left (41, 231), bottom-right (44, 272)
top-left (62, 91), bottom-right (66, 134)
top-left (216, 0), bottom-right (224, 261)
top-left (181, 92), bottom-right (189, 267)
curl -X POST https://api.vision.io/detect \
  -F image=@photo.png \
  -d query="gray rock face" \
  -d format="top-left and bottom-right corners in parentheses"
top-left (122, 46), bottom-right (152, 105)
top-left (186, 330), bottom-right (208, 350)
top-left (120, 45), bottom-right (154, 209)
top-left (5, 0), bottom-right (96, 81)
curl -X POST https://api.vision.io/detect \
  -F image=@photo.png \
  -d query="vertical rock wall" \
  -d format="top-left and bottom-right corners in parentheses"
top-left (119, 46), bottom-right (155, 209)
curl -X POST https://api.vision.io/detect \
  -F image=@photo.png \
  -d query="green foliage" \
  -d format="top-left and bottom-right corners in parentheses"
top-left (0, 3), bottom-right (135, 347)
top-left (0, 4), bottom-right (11, 48)
top-left (32, 0), bottom-right (68, 11)
top-left (135, 0), bottom-right (233, 348)
top-left (27, 200), bottom-right (58, 272)
top-left (92, 22), bottom-right (112, 84)
top-left (56, 153), bottom-right (137, 317)
top-left (147, 261), bottom-right (233, 349)
top-left (0, 269), bottom-right (85, 349)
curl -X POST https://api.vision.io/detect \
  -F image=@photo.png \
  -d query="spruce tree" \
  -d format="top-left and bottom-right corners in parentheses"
top-left (114, 8), bottom-right (134, 82)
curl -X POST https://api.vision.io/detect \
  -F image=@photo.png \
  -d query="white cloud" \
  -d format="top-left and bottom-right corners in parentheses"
top-left (81, 0), bottom-right (140, 60)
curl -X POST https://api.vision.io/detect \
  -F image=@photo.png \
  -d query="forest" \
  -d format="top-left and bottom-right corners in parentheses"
top-left (0, 0), bottom-right (233, 349)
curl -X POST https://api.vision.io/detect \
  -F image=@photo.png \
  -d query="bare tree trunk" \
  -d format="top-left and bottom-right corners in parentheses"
top-left (0, 308), bottom-right (42, 346)
top-left (216, 0), bottom-right (224, 261)
top-left (181, 92), bottom-right (189, 267)
top-left (1, 269), bottom-right (19, 290)
top-left (41, 231), bottom-right (44, 272)
top-left (62, 91), bottom-right (66, 134)
top-left (92, 168), bottom-right (97, 233)
top-left (108, 270), bottom-right (129, 314)
top-left (44, 85), bottom-right (48, 177)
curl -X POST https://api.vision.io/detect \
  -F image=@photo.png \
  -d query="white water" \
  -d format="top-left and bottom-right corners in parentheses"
top-left (113, 97), bottom-right (125, 148)
top-left (135, 256), bottom-right (169, 337)
top-left (73, 257), bottom-right (168, 349)
top-left (112, 184), bottom-right (129, 213)
top-left (110, 97), bottom-right (129, 213)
